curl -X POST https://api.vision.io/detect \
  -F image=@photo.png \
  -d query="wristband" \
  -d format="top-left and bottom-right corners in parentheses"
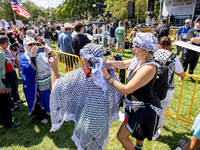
top-left (107, 76), bottom-right (112, 81)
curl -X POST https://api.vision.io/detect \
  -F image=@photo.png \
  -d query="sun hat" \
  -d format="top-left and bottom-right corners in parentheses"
top-left (64, 23), bottom-right (74, 29)
top-left (26, 30), bottom-right (35, 38)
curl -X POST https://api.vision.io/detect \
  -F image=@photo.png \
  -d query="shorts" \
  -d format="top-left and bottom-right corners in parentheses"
top-left (116, 39), bottom-right (125, 49)
top-left (124, 105), bottom-right (159, 141)
top-left (109, 37), bottom-right (115, 45)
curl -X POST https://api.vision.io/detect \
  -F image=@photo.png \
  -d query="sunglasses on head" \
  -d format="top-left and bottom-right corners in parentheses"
top-left (28, 43), bottom-right (36, 46)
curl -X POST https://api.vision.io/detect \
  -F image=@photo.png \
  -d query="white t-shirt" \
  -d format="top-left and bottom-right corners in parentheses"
top-left (154, 49), bottom-right (184, 88)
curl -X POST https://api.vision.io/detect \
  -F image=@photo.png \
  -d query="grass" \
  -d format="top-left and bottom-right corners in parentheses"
top-left (0, 40), bottom-right (200, 150)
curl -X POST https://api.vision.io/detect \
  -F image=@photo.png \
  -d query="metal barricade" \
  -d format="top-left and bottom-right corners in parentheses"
top-left (165, 74), bottom-right (200, 124)
top-left (54, 50), bottom-right (199, 124)
top-left (118, 69), bottom-right (199, 124)
top-left (52, 50), bottom-right (82, 75)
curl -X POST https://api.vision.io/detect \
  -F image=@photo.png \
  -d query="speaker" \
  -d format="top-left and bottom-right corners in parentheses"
top-left (147, 0), bottom-right (155, 12)
top-left (127, 1), bottom-right (135, 19)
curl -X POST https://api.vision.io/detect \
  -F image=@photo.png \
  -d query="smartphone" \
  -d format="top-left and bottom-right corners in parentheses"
top-left (37, 47), bottom-right (44, 53)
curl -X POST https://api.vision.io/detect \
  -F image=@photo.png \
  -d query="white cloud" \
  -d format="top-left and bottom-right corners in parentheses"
top-left (38, 1), bottom-right (49, 9)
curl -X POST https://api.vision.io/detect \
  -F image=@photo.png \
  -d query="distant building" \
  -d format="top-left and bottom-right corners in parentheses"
top-left (162, 0), bottom-right (200, 26)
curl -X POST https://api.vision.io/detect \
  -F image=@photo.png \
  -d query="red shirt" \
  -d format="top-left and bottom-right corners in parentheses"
top-left (5, 50), bottom-right (15, 73)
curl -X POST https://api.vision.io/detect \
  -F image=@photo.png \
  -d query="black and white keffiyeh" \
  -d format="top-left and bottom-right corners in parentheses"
top-left (153, 49), bottom-right (176, 88)
top-left (50, 68), bottom-right (122, 150)
top-left (80, 43), bottom-right (107, 92)
top-left (132, 32), bottom-right (158, 53)
top-left (24, 37), bottom-right (51, 91)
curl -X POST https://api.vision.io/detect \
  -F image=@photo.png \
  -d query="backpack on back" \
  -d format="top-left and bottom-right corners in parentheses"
top-left (53, 31), bottom-right (58, 41)
top-left (153, 53), bottom-right (176, 100)
top-left (158, 25), bottom-right (169, 39)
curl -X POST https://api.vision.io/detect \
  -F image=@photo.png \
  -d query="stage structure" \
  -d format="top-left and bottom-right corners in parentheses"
top-left (162, 0), bottom-right (200, 26)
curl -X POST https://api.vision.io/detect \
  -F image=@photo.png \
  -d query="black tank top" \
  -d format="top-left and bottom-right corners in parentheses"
top-left (126, 64), bottom-right (157, 103)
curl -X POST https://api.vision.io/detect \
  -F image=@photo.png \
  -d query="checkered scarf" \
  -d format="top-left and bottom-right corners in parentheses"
top-left (80, 43), bottom-right (107, 92)
top-left (132, 32), bottom-right (158, 53)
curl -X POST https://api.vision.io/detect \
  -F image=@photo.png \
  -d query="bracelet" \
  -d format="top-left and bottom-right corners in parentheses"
top-left (107, 76), bottom-right (112, 81)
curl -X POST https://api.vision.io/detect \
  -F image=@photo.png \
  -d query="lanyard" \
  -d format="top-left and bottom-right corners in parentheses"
top-left (194, 28), bottom-right (200, 37)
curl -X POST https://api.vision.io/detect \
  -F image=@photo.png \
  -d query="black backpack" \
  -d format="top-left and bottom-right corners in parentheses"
top-left (158, 25), bottom-right (169, 39)
top-left (53, 31), bottom-right (58, 41)
top-left (153, 53), bottom-right (176, 100)
top-left (114, 54), bottom-right (125, 84)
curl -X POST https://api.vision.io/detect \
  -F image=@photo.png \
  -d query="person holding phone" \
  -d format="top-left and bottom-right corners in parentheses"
top-left (19, 37), bottom-right (52, 124)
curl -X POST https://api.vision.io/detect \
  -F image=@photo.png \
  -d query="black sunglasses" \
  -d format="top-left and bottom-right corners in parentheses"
top-left (28, 43), bottom-right (36, 46)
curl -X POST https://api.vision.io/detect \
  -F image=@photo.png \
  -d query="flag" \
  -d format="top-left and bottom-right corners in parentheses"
top-left (11, 0), bottom-right (31, 19)
top-left (55, 21), bottom-right (59, 25)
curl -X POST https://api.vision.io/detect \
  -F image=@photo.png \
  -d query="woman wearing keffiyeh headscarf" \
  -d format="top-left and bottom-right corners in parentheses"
top-left (20, 37), bottom-right (52, 124)
top-left (102, 32), bottom-right (162, 150)
top-left (49, 43), bottom-right (122, 150)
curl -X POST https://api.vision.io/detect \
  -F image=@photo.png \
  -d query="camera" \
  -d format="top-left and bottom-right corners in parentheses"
top-left (105, 11), bottom-right (112, 18)
top-left (93, 3), bottom-right (112, 22)
top-left (113, 17), bottom-right (119, 26)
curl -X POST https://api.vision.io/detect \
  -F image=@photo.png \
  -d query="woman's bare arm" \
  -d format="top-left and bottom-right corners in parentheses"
top-left (104, 64), bottom-right (156, 95)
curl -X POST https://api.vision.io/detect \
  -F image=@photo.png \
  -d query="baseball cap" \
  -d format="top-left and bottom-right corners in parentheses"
top-left (194, 17), bottom-right (200, 23)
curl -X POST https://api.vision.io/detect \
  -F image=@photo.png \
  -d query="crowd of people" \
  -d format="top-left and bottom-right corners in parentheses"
top-left (0, 17), bottom-right (200, 150)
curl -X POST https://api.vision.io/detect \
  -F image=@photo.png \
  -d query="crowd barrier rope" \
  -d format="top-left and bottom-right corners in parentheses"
top-left (54, 50), bottom-right (199, 124)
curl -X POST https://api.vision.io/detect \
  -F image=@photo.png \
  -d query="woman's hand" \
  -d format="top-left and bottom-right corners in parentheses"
top-left (31, 46), bottom-right (38, 57)
top-left (102, 66), bottom-right (111, 79)
top-left (49, 51), bottom-right (59, 72)
top-left (105, 54), bottom-right (116, 69)
top-left (43, 46), bottom-right (51, 54)
top-left (0, 86), bottom-right (8, 94)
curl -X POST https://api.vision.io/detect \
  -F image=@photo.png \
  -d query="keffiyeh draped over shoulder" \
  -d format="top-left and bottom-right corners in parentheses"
top-left (50, 43), bottom-right (123, 150)
top-left (24, 37), bottom-right (51, 91)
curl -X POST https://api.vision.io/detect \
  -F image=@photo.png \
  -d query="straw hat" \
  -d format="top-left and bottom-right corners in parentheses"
top-left (26, 30), bottom-right (35, 38)
top-left (64, 23), bottom-right (74, 29)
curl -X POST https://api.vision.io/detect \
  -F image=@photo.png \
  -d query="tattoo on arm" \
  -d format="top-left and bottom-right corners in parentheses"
top-left (113, 61), bottom-right (123, 69)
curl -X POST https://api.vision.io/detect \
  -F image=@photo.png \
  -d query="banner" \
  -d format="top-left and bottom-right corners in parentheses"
top-left (1, 19), bottom-right (10, 29)
top-left (15, 20), bottom-right (24, 28)
top-left (162, 0), bottom-right (196, 16)
top-left (173, 41), bottom-right (200, 53)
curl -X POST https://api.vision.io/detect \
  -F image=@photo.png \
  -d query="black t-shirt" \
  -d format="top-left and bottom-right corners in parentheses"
top-left (187, 28), bottom-right (200, 46)
top-left (186, 28), bottom-right (200, 54)
top-left (44, 29), bottom-right (51, 39)
top-left (72, 34), bottom-right (90, 57)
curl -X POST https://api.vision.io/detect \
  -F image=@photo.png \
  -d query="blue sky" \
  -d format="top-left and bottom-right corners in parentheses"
top-left (22, 0), bottom-right (63, 9)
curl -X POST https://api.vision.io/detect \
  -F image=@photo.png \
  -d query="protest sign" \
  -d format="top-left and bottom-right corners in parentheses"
top-left (15, 20), bottom-right (24, 28)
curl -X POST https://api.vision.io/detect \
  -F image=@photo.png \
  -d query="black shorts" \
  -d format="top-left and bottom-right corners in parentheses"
top-left (124, 105), bottom-right (160, 141)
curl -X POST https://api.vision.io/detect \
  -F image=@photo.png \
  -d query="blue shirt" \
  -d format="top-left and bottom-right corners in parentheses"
top-left (110, 25), bottom-right (116, 37)
top-left (57, 32), bottom-right (74, 54)
top-left (176, 26), bottom-right (192, 39)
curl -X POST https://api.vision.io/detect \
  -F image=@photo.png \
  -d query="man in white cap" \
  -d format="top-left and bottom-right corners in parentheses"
top-left (57, 23), bottom-right (74, 72)
top-left (176, 19), bottom-right (192, 55)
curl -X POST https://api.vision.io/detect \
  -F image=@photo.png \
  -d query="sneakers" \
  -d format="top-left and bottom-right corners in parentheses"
top-left (179, 77), bottom-right (183, 82)
top-left (40, 119), bottom-right (48, 124)
top-left (152, 128), bottom-right (162, 140)
top-left (188, 77), bottom-right (195, 83)
top-left (10, 106), bottom-right (22, 111)
top-left (14, 99), bottom-right (26, 105)
top-left (4, 122), bottom-right (21, 129)
top-left (121, 54), bottom-right (124, 57)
